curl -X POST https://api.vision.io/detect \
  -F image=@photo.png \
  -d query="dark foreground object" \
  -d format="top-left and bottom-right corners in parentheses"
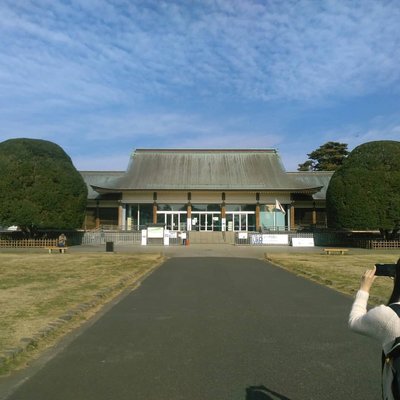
top-left (1, 257), bottom-right (380, 399)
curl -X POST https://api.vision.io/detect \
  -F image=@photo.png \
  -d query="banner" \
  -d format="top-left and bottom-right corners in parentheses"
top-left (251, 234), bottom-right (289, 245)
top-left (275, 199), bottom-right (286, 214)
top-left (292, 237), bottom-right (315, 247)
top-left (147, 226), bottom-right (164, 238)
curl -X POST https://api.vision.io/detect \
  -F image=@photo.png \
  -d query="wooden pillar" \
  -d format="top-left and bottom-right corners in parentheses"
top-left (187, 193), bottom-right (192, 230)
top-left (153, 202), bottom-right (157, 224)
top-left (95, 200), bottom-right (100, 229)
top-left (220, 203), bottom-right (226, 219)
top-left (312, 201), bottom-right (317, 226)
top-left (152, 191), bottom-right (157, 224)
top-left (220, 192), bottom-right (226, 231)
top-left (126, 204), bottom-right (132, 230)
top-left (255, 193), bottom-right (260, 232)
top-left (312, 209), bottom-right (317, 225)
top-left (255, 203), bottom-right (260, 231)
top-left (220, 203), bottom-right (226, 231)
top-left (187, 203), bottom-right (192, 231)
top-left (118, 205), bottom-right (123, 229)
top-left (290, 204), bottom-right (295, 230)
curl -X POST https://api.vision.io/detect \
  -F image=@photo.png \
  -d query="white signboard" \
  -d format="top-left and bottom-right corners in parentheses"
top-left (251, 234), bottom-right (289, 245)
top-left (141, 229), bottom-right (147, 246)
top-left (238, 232), bottom-right (248, 239)
top-left (292, 237), bottom-right (315, 247)
top-left (221, 218), bottom-right (226, 231)
top-left (163, 230), bottom-right (170, 246)
top-left (263, 234), bottom-right (289, 245)
top-left (147, 226), bottom-right (164, 238)
top-left (169, 231), bottom-right (178, 239)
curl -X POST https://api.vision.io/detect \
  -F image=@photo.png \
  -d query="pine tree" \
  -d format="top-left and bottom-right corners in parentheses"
top-left (298, 142), bottom-right (349, 171)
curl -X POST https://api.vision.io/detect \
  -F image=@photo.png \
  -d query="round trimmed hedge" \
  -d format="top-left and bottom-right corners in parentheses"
top-left (0, 138), bottom-right (87, 232)
top-left (326, 140), bottom-right (400, 237)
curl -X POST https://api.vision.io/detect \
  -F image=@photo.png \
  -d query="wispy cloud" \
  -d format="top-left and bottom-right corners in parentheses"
top-left (81, 111), bottom-right (282, 144)
top-left (0, 0), bottom-right (399, 172)
top-left (0, 108), bottom-right (284, 166)
top-left (1, 0), bottom-right (399, 109)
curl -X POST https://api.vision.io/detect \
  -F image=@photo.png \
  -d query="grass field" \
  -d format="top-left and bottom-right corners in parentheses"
top-left (265, 252), bottom-right (400, 306)
top-left (0, 252), bottom-right (163, 374)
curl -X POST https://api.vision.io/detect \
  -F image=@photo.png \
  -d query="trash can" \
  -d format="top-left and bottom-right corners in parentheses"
top-left (106, 241), bottom-right (114, 252)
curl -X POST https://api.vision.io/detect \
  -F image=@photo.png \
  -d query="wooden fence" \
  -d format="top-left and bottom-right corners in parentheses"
top-left (367, 240), bottom-right (400, 250)
top-left (0, 239), bottom-right (58, 248)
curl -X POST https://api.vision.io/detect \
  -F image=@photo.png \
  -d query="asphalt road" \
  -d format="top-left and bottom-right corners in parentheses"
top-left (1, 257), bottom-right (381, 400)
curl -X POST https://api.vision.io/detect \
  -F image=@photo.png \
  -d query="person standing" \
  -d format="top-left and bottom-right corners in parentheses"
top-left (349, 260), bottom-right (400, 400)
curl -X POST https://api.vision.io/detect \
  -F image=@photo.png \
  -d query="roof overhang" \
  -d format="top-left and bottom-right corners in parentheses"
top-left (91, 185), bottom-right (323, 194)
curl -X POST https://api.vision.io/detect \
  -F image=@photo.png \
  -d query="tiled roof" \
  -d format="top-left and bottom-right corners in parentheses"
top-left (80, 171), bottom-right (125, 199)
top-left (287, 171), bottom-right (334, 200)
top-left (89, 149), bottom-right (322, 193)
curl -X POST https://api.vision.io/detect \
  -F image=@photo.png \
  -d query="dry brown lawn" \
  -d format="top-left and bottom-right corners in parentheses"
top-left (265, 252), bottom-right (400, 306)
top-left (0, 252), bottom-right (164, 373)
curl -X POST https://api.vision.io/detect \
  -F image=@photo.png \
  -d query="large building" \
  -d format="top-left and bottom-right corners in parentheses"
top-left (81, 149), bottom-right (333, 232)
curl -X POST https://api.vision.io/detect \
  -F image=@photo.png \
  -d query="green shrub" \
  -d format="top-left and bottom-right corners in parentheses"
top-left (0, 138), bottom-right (87, 234)
top-left (326, 140), bottom-right (400, 239)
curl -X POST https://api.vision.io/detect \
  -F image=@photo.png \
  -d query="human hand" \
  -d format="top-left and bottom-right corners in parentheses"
top-left (360, 266), bottom-right (376, 293)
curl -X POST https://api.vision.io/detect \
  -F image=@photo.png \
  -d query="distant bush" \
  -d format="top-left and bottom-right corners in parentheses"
top-left (0, 138), bottom-right (87, 235)
top-left (326, 140), bottom-right (400, 239)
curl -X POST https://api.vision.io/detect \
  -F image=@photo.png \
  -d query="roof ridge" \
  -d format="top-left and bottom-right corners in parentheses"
top-left (133, 148), bottom-right (277, 153)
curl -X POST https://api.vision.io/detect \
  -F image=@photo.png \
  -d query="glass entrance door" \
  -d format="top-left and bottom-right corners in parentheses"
top-left (191, 212), bottom-right (221, 231)
top-left (199, 213), bottom-right (214, 231)
top-left (233, 213), bottom-right (244, 231)
top-left (157, 212), bottom-right (187, 231)
top-left (199, 214), bottom-right (208, 231)
top-left (166, 213), bottom-right (178, 230)
top-left (226, 212), bottom-right (254, 231)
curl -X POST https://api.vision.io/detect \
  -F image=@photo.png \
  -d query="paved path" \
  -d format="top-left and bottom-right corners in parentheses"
top-left (1, 257), bottom-right (380, 400)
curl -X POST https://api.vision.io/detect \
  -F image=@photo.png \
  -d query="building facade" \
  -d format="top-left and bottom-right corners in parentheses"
top-left (81, 149), bottom-right (333, 232)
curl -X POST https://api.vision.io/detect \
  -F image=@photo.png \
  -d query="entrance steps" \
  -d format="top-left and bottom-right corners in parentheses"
top-left (188, 231), bottom-right (235, 244)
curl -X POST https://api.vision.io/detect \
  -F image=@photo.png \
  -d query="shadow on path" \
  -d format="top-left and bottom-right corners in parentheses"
top-left (246, 385), bottom-right (291, 400)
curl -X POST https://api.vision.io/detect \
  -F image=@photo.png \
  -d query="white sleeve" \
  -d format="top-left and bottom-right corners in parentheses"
top-left (348, 290), bottom-right (371, 335)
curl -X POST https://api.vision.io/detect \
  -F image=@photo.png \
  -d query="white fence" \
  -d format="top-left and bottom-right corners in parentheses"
top-left (81, 231), bottom-right (142, 245)
top-left (81, 231), bottom-right (183, 246)
top-left (82, 231), bottom-right (316, 246)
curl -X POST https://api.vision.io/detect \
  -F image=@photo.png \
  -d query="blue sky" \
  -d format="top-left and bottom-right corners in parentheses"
top-left (0, 0), bottom-right (399, 171)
